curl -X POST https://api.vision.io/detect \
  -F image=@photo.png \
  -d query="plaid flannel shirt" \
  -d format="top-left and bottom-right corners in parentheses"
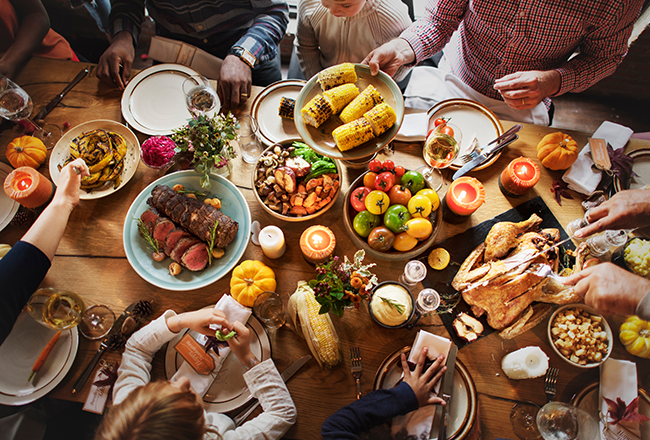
top-left (401, 0), bottom-right (643, 104)
top-left (109, 0), bottom-right (289, 65)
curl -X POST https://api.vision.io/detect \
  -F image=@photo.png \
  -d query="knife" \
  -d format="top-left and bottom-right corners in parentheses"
top-left (432, 345), bottom-right (457, 440)
top-left (72, 302), bottom-right (136, 394)
top-left (33, 66), bottom-right (91, 121)
top-left (452, 132), bottom-right (519, 180)
top-left (233, 354), bottom-right (312, 426)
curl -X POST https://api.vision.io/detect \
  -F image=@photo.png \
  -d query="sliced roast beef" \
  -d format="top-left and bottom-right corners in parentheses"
top-left (181, 242), bottom-right (209, 271)
top-left (152, 217), bottom-right (175, 248)
top-left (140, 207), bottom-right (160, 234)
top-left (170, 236), bottom-right (201, 263)
top-left (164, 228), bottom-right (192, 255)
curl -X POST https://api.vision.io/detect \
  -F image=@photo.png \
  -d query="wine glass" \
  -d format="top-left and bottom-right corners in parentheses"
top-left (422, 122), bottom-right (462, 191)
top-left (398, 260), bottom-right (427, 289)
top-left (182, 75), bottom-right (220, 117)
top-left (237, 115), bottom-right (262, 164)
top-left (253, 291), bottom-right (286, 349)
top-left (415, 288), bottom-right (440, 314)
top-left (25, 288), bottom-right (115, 339)
top-left (0, 76), bottom-right (61, 149)
top-left (510, 401), bottom-right (598, 440)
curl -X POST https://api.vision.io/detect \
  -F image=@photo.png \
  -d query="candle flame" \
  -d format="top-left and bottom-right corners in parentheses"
top-left (311, 235), bottom-right (323, 246)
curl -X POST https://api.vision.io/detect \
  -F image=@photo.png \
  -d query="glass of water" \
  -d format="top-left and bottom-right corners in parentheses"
top-left (253, 291), bottom-right (285, 348)
top-left (238, 115), bottom-right (262, 164)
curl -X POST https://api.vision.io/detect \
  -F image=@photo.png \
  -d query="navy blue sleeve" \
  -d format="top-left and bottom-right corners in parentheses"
top-left (321, 381), bottom-right (420, 440)
top-left (0, 241), bottom-right (51, 346)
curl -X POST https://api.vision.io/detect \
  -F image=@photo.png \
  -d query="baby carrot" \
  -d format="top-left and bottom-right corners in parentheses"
top-left (28, 330), bottom-right (62, 382)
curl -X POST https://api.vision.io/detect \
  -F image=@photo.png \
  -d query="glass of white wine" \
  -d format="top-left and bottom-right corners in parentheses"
top-left (0, 76), bottom-right (61, 149)
top-left (510, 401), bottom-right (598, 440)
top-left (182, 75), bottom-right (220, 117)
top-left (422, 122), bottom-right (462, 191)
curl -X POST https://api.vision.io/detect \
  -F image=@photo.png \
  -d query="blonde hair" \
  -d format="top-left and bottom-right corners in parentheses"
top-left (94, 381), bottom-right (207, 440)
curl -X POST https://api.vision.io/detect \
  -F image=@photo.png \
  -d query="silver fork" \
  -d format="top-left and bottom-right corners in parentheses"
top-left (458, 123), bottom-right (522, 164)
top-left (544, 367), bottom-right (559, 402)
top-left (350, 347), bottom-right (362, 400)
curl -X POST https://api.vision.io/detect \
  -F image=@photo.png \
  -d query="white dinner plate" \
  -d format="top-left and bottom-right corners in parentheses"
top-left (164, 314), bottom-right (271, 412)
top-left (427, 99), bottom-right (504, 171)
top-left (374, 346), bottom-right (478, 439)
top-left (614, 147), bottom-right (650, 193)
top-left (0, 310), bottom-right (79, 405)
top-left (122, 170), bottom-right (251, 291)
top-left (250, 79), bottom-right (305, 146)
top-left (121, 64), bottom-right (219, 136)
top-left (49, 120), bottom-right (141, 200)
top-left (0, 162), bottom-right (19, 232)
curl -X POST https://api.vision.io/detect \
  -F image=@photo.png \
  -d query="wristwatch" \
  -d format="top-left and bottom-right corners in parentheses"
top-left (228, 46), bottom-right (256, 68)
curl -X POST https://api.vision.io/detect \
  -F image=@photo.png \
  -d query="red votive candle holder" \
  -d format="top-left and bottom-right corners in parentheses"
top-left (3, 167), bottom-right (54, 209)
top-left (300, 225), bottom-right (336, 264)
top-left (442, 177), bottom-right (485, 224)
top-left (499, 157), bottom-right (540, 197)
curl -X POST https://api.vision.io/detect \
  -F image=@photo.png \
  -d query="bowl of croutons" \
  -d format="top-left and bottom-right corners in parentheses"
top-left (547, 304), bottom-right (613, 369)
top-left (252, 139), bottom-right (341, 222)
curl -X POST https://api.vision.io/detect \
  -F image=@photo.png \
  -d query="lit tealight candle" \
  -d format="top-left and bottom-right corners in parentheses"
top-left (442, 177), bottom-right (485, 224)
top-left (3, 167), bottom-right (54, 209)
top-left (300, 225), bottom-right (336, 264)
top-left (499, 157), bottom-right (541, 197)
top-left (259, 226), bottom-right (286, 259)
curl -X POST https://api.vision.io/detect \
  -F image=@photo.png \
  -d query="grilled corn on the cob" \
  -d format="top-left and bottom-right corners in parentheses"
top-left (323, 83), bottom-right (359, 114)
top-left (288, 281), bottom-right (341, 369)
top-left (301, 94), bottom-right (334, 128)
top-left (278, 96), bottom-right (295, 119)
top-left (339, 84), bottom-right (384, 124)
top-left (364, 102), bottom-right (397, 136)
top-left (332, 118), bottom-right (375, 152)
top-left (317, 63), bottom-right (358, 91)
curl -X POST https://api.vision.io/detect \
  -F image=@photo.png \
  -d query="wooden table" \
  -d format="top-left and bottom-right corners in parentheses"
top-left (1, 57), bottom-right (649, 439)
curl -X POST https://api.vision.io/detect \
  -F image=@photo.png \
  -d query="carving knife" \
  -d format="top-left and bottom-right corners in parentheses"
top-left (33, 66), bottom-right (91, 121)
top-left (72, 302), bottom-right (136, 394)
top-left (431, 345), bottom-right (457, 440)
top-left (233, 354), bottom-right (312, 426)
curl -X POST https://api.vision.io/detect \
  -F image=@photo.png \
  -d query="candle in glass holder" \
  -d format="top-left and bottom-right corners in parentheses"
top-left (442, 176), bottom-right (485, 224)
top-left (3, 167), bottom-right (54, 209)
top-left (259, 226), bottom-right (286, 259)
top-left (499, 157), bottom-right (540, 197)
top-left (300, 225), bottom-right (336, 264)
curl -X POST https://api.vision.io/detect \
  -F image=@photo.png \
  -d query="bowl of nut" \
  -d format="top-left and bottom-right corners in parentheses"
top-left (547, 304), bottom-right (613, 369)
top-left (252, 139), bottom-right (341, 222)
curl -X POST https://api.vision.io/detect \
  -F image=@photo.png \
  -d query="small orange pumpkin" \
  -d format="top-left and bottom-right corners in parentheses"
top-left (536, 132), bottom-right (579, 170)
top-left (6, 136), bottom-right (47, 169)
top-left (230, 260), bottom-right (276, 307)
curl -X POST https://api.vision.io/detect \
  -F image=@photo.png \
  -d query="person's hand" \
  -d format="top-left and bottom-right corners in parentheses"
top-left (227, 321), bottom-right (258, 368)
top-left (575, 189), bottom-right (650, 238)
top-left (166, 308), bottom-right (232, 336)
top-left (0, 61), bottom-right (17, 79)
top-left (54, 158), bottom-right (89, 209)
top-left (493, 70), bottom-right (561, 110)
top-left (562, 263), bottom-right (650, 316)
top-left (217, 55), bottom-right (252, 109)
top-left (96, 31), bottom-right (135, 91)
top-left (362, 38), bottom-right (415, 77)
top-left (401, 347), bottom-right (447, 407)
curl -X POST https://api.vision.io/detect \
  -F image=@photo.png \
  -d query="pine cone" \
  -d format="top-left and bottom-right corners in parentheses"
top-left (106, 332), bottom-right (127, 351)
top-left (132, 300), bottom-right (153, 319)
top-left (9, 211), bottom-right (32, 227)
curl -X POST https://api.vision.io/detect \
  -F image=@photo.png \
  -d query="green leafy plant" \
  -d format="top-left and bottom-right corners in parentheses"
top-left (171, 113), bottom-right (239, 188)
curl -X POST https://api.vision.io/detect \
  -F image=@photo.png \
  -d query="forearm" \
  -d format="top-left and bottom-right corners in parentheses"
top-left (109, 0), bottom-right (145, 46)
top-left (295, 16), bottom-right (321, 79)
top-left (233, 2), bottom-right (289, 64)
top-left (1, 10), bottom-right (49, 77)
top-left (22, 198), bottom-right (75, 261)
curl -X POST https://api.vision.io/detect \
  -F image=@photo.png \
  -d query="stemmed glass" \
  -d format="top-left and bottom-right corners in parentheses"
top-left (182, 75), bottom-right (220, 117)
top-left (0, 76), bottom-right (61, 149)
top-left (422, 122), bottom-right (462, 191)
top-left (510, 401), bottom-right (598, 440)
top-left (398, 260), bottom-right (427, 289)
top-left (253, 291), bottom-right (286, 349)
top-left (25, 288), bottom-right (115, 340)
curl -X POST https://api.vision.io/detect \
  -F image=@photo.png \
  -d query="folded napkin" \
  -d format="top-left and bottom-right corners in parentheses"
top-left (171, 295), bottom-right (251, 396)
top-left (599, 358), bottom-right (642, 440)
top-left (563, 121), bottom-right (633, 195)
top-left (391, 331), bottom-right (452, 438)
top-left (395, 112), bottom-right (428, 142)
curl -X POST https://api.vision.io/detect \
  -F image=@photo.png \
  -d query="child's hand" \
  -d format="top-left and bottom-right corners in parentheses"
top-left (54, 158), bottom-right (89, 208)
top-left (166, 308), bottom-right (231, 336)
top-left (401, 347), bottom-right (447, 407)
top-left (227, 321), bottom-right (258, 369)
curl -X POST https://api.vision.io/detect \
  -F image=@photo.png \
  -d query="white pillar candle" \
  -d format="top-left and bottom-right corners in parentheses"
top-left (259, 226), bottom-right (286, 259)
top-left (501, 346), bottom-right (549, 379)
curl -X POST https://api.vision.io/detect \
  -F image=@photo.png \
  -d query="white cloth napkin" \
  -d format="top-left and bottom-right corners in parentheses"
top-left (171, 295), bottom-right (251, 396)
top-left (391, 331), bottom-right (452, 437)
top-left (395, 112), bottom-right (428, 142)
top-left (562, 121), bottom-right (633, 195)
top-left (599, 358), bottom-right (642, 440)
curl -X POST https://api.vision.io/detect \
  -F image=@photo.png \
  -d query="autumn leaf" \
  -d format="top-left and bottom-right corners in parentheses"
top-left (604, 396), bottom-right (650, 425)
top-left (551, 180), bottom-right (573, 206)
top-left (93, 362), bottom-right (119, 388)
top-left (607, 144), bottom-right (638, 189)
top-left (203, 335), bottom-right (228, 356)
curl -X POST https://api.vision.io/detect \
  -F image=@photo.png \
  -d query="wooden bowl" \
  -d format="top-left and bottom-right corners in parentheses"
top-left (252, 139), bottom-right (341, 222)
top-left (342, 171), bottom-right (442, 261)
